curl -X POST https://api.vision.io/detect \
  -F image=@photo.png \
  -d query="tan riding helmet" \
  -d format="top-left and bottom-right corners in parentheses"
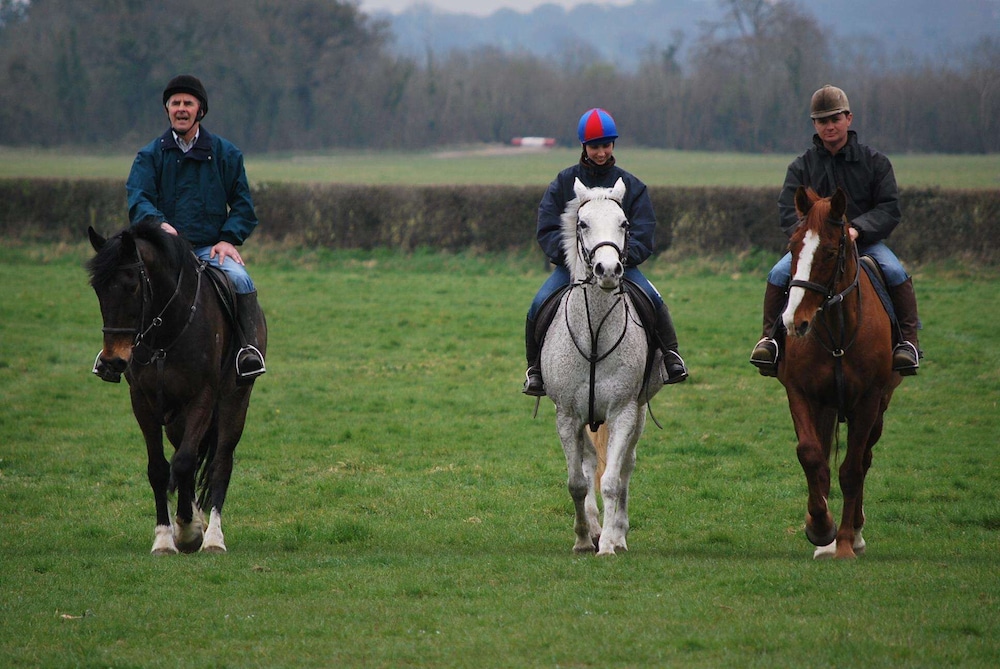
top-left (810, 85), bottom-right (851, 119)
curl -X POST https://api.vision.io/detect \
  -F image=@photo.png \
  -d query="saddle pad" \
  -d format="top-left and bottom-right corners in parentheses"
top-left (860, 255), bottom-right (897, 327)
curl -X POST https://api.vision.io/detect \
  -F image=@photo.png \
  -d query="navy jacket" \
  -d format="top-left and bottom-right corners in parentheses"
top-left (778, 131), bottom-right (900, 244)
top-left (537, 158), bottom-right (656, 268)
top-left (126, 128), bottom-right (258, 247)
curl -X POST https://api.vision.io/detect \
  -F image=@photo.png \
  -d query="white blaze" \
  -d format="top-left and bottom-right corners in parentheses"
top-left (782, 229), bottom-right (820, 333)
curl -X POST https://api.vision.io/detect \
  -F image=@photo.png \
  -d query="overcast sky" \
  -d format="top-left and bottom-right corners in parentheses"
top-left (359, 0), bottom-right (634, 17)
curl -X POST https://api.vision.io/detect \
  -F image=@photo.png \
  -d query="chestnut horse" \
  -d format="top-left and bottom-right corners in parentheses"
top-left (87, 220), bottom-right (266, 554)
top-left (779, 187), bottom-right (901, 559)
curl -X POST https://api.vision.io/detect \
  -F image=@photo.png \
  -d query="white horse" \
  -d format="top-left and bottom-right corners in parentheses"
top-left (540, 177), bottom-right (665, 555)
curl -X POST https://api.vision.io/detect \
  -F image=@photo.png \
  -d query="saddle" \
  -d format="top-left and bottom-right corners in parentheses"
top-left (201, 262), bottom-right (240, 331)
top-left (533, 278), bottom-right (659, 363)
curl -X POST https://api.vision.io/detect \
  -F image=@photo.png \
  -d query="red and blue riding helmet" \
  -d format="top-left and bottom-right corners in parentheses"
top-left (577, 108), bottom-right (618, 145)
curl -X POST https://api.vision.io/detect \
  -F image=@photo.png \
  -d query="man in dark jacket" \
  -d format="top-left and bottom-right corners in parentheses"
top-left (523, 108), bottom-right (688, 396)
top-left (750, 84), bottom-right (921, 377)
top-left (126, 74), bottom-right (265, 381)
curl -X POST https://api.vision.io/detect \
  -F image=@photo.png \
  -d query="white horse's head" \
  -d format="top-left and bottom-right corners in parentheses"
top-left (561, 177), bottom-right (629, 290)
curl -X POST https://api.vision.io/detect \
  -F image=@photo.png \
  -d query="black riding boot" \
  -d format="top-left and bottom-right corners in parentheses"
top-left (889, 278), bottom-right (921, 376)
top-left (654, 303), bottom-right (688, 384)
top-left (235, 291), bottom-right (266, 383)
top-left (522, 316), bottom-right (545, 396)
top-left (750, 282), bottom-right (787, 377)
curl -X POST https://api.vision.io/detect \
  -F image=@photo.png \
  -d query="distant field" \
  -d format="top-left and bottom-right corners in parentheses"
top-left (1, 146), bottom-right (998, 189)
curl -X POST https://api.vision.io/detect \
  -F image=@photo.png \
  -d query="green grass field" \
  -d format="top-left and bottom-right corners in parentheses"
top-left (3, 145), bottom-right (999, 189)
top-left (1, 243), bottom-right (997, 667)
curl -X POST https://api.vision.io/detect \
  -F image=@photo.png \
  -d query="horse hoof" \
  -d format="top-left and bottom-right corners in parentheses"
top-left (151, 546), bottom-right (179, 556)
top-left (176, 541), bottom-right (203, 554)
top-left (201, 543), bottom-right (227, 554)
top-left (805, 524), bottom-right (837, 547)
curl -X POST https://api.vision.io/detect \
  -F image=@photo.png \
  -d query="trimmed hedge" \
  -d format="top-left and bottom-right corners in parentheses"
top-left (1, 178), bottom-right (997, 264)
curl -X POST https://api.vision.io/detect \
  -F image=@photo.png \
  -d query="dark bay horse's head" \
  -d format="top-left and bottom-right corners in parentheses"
top-left (782, 187), bottom-right (849, 338)
top-left (86, 219), bottom-right (190, 382)
top-left (561, 177), bottom-right (630, 290)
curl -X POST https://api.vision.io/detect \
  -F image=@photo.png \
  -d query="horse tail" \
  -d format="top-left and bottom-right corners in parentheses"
top-left (195, 409), bottom-right (220, 510)
top-left (587, 425), bottom-right (609, 491)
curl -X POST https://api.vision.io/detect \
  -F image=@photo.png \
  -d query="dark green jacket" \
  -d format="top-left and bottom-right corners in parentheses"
top-left (126, 128), bottom-right (258, 247)
top-left (778, 131), bottom-right (900, 244)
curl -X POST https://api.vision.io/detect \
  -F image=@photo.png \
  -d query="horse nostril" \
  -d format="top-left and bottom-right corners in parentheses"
top-left (795, 322), bottom-right (809, 337)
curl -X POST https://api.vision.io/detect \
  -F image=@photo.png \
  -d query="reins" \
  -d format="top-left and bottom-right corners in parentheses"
top-left (563, 280), bottom-right (630, 431)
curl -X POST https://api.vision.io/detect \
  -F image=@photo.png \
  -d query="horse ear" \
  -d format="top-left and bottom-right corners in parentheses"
top-left (87, 225), bottom-right (106, 252)
top-left (831, 187), bottom-right (847, 220)
top-left (573, 177), bottom-right (588, 202)
top-left (610, 177), bottom-right (626, 203)
top-left (794, 185), bottom-right (812, 217)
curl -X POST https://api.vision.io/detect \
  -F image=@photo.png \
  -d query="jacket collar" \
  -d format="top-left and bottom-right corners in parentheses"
top-left (158, 126), bottom-right (214, 160)
top-left (579, 151), bottom-right (617, 177)
top-left (811, 130), bottom-right (860, 161)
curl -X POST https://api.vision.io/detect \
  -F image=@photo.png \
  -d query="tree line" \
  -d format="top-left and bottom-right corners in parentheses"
top-left (1, 0), bottom-right (997, 154)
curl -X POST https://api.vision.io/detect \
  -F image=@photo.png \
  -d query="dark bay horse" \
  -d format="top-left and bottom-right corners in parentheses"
top-left (87, 220), bottom-right (266, 554)
top-left (779, 187), bottom-right (901, 559)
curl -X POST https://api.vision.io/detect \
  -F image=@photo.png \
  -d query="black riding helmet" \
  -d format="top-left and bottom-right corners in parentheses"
top-left (162, 74), bottom-right (208, 118)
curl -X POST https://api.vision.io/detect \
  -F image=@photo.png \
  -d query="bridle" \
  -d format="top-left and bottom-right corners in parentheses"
top-left (103, 244), bottom-right (205, 363)
top-left (788, 214), bottom-right (862, 422)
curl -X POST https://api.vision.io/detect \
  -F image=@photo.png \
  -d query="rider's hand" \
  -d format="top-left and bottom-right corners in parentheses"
top-left (211, 241), bottom-right (244, 266)
top-left (160, 221), bottom-right (179, 236)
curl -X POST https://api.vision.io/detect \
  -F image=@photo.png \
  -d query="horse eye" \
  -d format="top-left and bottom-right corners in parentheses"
top-left (578, 222), bottom-right (589, 230)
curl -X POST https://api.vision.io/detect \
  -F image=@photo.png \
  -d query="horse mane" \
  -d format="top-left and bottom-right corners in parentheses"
top-left (560, 196), bottom-right (585, 269)
top-left (88, 218), bottom-right (193, 289)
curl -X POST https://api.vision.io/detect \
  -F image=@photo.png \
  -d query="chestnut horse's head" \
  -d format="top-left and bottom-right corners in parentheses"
top-left (781, 187), bottom-right (849, 338)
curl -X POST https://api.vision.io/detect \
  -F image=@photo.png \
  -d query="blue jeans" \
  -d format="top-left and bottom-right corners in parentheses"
top-left (194, 246), bottom-right (256, 294)
top-left (528, 265), bottom-right (663, 320)
top-left (766, 241), bottom-right (909, 288)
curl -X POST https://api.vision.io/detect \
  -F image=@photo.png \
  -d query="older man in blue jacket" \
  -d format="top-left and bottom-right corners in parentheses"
top-left (126, 74), bottom-right (265, 381)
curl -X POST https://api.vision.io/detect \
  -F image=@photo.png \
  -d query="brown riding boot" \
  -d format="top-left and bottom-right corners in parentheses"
top-left (749, 282), bottom-right (787, 377)
top-left (889, 278), bottom-right (921, 376)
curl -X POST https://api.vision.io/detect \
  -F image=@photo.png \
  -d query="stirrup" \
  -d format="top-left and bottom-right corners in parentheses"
top-left (750, 337), bottom-right (779, 376)
top-left (892, 341), bottom-right (919, 376)
top-left (236, 345), bottom-right (266, 379)
top-left (522, 367), bottom-right (545, 397)
top-left (663, 350), bottom-right (688, 384)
